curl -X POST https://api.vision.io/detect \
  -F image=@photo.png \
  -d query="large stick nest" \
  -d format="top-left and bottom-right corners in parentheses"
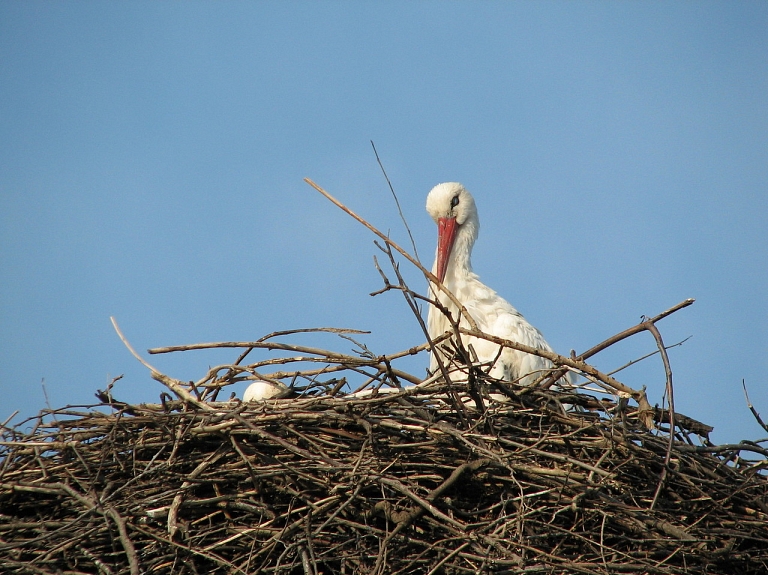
top-left (1, 377), bottom-right (767, 575)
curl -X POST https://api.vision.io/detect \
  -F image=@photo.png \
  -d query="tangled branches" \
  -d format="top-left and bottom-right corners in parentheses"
top-left (1, 383), bottom-right (767, 575)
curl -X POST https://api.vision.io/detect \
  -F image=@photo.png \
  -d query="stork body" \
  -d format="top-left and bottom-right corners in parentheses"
top-left (426, 182), bottom-right (570, 387)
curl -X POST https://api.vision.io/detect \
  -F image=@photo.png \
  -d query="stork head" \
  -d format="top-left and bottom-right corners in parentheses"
top-left (426, 182), bottom-right (478, 283)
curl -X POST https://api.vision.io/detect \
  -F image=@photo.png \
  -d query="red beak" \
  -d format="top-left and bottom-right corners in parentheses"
top-left (436, 216), bottom-right (458, 283)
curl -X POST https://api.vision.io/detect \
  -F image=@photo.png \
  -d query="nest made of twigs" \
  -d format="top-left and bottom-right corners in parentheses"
top-left (2, 380), bottom-right (767, 575)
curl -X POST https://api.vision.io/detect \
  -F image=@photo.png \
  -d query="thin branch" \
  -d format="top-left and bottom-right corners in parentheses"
top-left (373, 239), bottom-right (471, 418)
top-left (305, 177), bottom-right (481, 419)
top-left (646, 320), bottom-right (676, 510)
top-left (370, 140), bottom-right (420, 262)
top-left (458, 327), bottom-right (638, 398)
top-left (539, 299), bottom-right (695, 392)
top-left (608, 336), bottom-right (691, 376)
top-left (743, 380), bottom-right (768, 434)
top-left (579, 299), bottom-right (695, 361)
top-left (234, 328), bottom-right (368, 366)
top-left (110, 317), bottom-right (214, 412)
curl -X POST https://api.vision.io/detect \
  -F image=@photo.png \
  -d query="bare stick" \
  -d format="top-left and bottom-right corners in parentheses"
top-left (458, 327), bottom-right (638, 398)
top-left (578, 299), bottom-right (695, 361)
top-left (257, 327), bottom-right (369, 342)
top-left (539, 299), bottom-right (695, 391)
top-left (373, 459), bottom-right (490, 573)
top-left (608, 336), bottom-right (691, 376)
top-left (370, 140), bottom-right (421, 262)
top-left (235, 327), bottom-right (371, 365)
top-left (646, 320), bottom-right (676, 510)
top-left (0, 411), bottom-right (19, 429)
top-left (110, 317), bottom-right (214, 412)
top-left (168, 446), bottom-right (227, 538)
top-left (149, 340), bottom-right (424, 385)
top-left (150, 340), bottom-right (360, 357)
top-left (742, 380), bottom-right (768, 434)
top-left (305, 177), bottom-right (479, 420)
top-left (104, 507), bottom-right (140, 575)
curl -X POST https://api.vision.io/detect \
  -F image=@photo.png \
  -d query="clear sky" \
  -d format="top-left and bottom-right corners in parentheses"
top-left (1, 2), bottom-right (766, 444)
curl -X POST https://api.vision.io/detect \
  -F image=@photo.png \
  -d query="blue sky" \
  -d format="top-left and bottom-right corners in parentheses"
top-left (1, 2), bottom-right (766, 444)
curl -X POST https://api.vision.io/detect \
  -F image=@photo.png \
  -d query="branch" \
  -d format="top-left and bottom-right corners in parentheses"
top-left (608, 336), bottom-right (691, 376)
top-left (538, 298), bottom-right (695, 394)
top-left (235, 327), bottom-right (370, 365)
top-left (370, 140), bottom-right (420, 262)
top-left (110, 317), bottom-right (214, 412)
top-left (743, 380), bottom-right (768, 434)
top-left (645, 319), bottom-right (676, 510)
top-left (578, 299), bottom-right (695, 361)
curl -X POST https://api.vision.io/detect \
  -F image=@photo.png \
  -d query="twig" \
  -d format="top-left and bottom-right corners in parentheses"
top-left (373, 459), bottom-right (491, 573)
top-left (458, 326), bottom-right (645, 401)
top-left (370, 140), bottom-right (420, 262)
top-left (743, 380), bottom-right (768, 434)
top-left (168, 445), bottom-right (228, 538)
top-left (608, 336), bottom-right (691, 376)
top-left (540, 298), bottom-right (695, 391)
top-left (0, 411), bottom-right (19, 429)
top-left (110, 317), bottom-right (214, 412)
top-left (234, 328), bottom-right (370, 365)
top-left (646, 319), bottom-right (676, 510)
top-left (305, 177), bottom-right (482, 421)
top-left (579, 299), bottom-right (695, 361)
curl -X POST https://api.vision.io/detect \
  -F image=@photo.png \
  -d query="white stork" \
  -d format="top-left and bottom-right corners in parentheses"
top-left (426, 182), bottom-right (572, 388)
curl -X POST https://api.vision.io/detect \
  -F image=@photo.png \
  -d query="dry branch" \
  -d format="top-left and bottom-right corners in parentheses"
top-left (2, 382), bottom-right (767, 575)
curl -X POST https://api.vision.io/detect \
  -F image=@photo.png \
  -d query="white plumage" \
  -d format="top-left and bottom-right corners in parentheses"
top-left (243, 379), bottom-right (290, 402)
top-left (426, 182), bottom-right (571, 387)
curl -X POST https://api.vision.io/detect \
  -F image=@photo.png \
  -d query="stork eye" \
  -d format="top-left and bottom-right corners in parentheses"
top-left (450, 195), bottom-right (460, 209)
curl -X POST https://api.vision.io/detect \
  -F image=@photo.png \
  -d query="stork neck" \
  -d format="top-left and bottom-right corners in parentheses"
top-left (444, 216), bottom-right (477, 284)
